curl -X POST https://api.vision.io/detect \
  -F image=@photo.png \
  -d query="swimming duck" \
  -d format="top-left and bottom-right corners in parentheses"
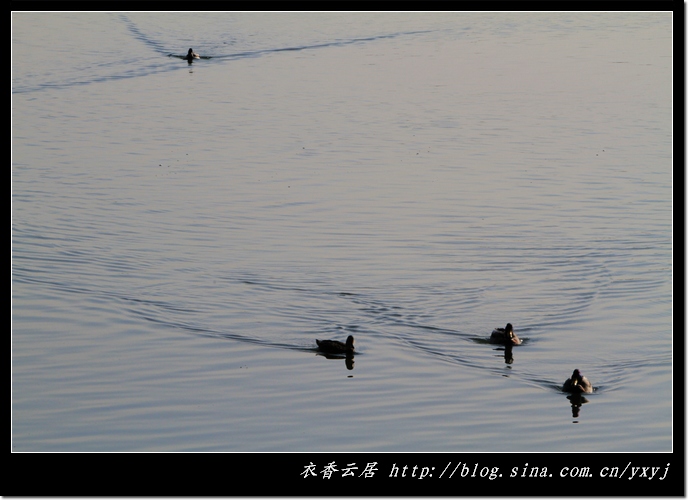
top-left (490, 323), bottom-right (521, 345)
top-left (562, 369), bottom-right (593, 394)
top-left (316, 335), bottom-right (355, 354)
top-left (184, 48), bottom-right (200, 61)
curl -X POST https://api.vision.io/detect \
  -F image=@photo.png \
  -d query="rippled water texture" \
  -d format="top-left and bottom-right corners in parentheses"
top-left (12, 12), bottom-right (673, 452)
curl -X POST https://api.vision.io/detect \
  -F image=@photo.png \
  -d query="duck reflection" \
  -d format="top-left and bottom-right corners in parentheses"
top-left (316, 351), bottom-right (355, 370)
top-left (566, 392), bottom-right (590, 419)
top-left (503, 343), bottom-right (514, 364)
top-left (492, 343), bottom-right (514, 365)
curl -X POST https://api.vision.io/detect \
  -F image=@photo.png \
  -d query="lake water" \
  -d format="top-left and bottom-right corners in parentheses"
top-left (12, 11), bottom-right (674, 459)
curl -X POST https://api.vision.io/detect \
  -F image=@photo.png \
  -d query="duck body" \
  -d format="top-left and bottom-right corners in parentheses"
top-left (184, 48), bottom-right (200, 61)
top-left (562, 369), bottom-right (593, 394)
top-left (490, 323), bottom-right (521, 345)
top-left (316, 335), bottom-right (355, 354)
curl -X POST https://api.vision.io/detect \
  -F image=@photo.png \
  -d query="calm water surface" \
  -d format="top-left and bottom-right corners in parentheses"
top-left (12, 12), bottom-right (673, 452)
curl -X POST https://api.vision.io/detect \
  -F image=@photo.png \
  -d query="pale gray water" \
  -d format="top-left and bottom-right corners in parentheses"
top-left (12, 12), bottom-right (673, 452)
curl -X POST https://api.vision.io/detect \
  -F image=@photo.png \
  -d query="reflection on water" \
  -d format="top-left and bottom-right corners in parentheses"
top-left (566, 393), bottom-right (590, 421)
top-left (316, 351), bottom-right (355, 371)
top-left (503, 344), bottom-right (514, 365)
top-left (490, 344), bottom-right (515, 365)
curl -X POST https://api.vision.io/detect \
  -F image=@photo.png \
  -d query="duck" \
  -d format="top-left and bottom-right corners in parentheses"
top-left (490, 323), bottom-right (521, 345)
top-left (562, 369), bottom-right (593, 394)
top-left (316, 335), bottom-right (355, 354)
top-left (184, 48), bottom-right (200, 61)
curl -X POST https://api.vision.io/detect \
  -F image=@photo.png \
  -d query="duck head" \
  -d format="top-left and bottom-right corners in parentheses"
top-left (505, 323), bottom-right (521, 345)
